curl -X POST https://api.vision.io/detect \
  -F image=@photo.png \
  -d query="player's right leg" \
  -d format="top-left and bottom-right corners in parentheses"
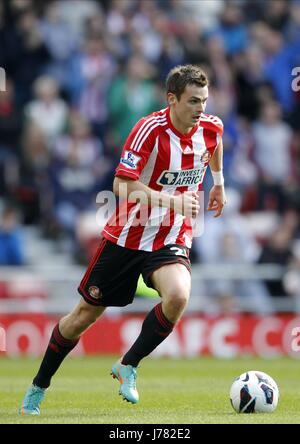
top-left (19, 299), bottom-right (105, 415)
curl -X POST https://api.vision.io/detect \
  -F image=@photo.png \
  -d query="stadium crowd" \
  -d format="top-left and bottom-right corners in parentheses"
top-left (0, 0), bottom-right (300, 311)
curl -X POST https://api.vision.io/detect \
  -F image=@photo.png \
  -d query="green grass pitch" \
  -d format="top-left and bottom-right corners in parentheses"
top-left (0, 356), bottom-right (299, 424)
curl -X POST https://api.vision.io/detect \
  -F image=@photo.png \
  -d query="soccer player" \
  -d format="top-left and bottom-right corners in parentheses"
top-left (20, 64), bottom-right (226, 414)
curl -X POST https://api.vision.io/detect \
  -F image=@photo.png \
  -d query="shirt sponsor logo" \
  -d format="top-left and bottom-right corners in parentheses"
top-left (121, 150), bottom-right (141, 170)
top-left (157, 167), bottom-right (206, 187)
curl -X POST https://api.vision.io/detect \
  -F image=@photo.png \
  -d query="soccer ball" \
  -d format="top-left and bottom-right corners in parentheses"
top-left (230, 370), bottom-right (279, 413)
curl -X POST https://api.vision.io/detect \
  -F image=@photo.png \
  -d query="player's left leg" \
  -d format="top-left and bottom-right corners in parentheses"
top-left (122, 263), bottom-right (190, 365)
top-left (113, 263), bottom-right (190, 403)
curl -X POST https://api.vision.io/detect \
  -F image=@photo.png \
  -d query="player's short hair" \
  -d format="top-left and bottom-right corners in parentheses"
top-left (166, 65), bottom-right (209, 100)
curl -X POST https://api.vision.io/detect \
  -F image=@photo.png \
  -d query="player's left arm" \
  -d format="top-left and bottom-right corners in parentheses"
top-left (207, 138), bottom-right (227, 218)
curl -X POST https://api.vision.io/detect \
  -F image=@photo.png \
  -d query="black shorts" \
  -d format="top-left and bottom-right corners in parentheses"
top-left (78, 239), bottom-right (191, 307)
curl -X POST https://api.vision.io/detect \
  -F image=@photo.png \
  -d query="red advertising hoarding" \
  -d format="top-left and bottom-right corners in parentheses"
top-left (0, 313), bottom-right (300, 358)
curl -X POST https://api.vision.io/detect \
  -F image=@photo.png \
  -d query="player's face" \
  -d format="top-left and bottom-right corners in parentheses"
top-left (168, 84), bottom-right (209, 133)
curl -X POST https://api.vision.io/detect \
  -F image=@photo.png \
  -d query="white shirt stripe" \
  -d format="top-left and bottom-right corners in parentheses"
top-left (189, 127), bottom-right (207, 191)
top-left (117, 203), bottom-right (141, 247)
top-left (132, 115), bottom-right (167, 151)
top-left (163, 213), bottom-right (185, 246)
top-left (135, 121), bottom-right (168, 152)
top-left (139, 136), bottom-right (159, 186)
top-left (138, 206), bottom-right (169, 251)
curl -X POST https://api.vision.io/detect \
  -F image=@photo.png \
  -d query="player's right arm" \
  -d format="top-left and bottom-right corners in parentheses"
top-left (113, 176), bottom-right (200, 218)
top-left (113, 117), bottom-right (199, 218)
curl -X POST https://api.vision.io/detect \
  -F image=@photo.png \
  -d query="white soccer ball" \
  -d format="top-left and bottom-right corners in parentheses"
top-left (230, 370), bottom-right (279, 413)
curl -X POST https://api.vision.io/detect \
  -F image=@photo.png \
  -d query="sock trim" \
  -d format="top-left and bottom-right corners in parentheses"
top-left (154, 303), bottom-right (173, 331)
top-left (53, 324), bottom-right (79, 348)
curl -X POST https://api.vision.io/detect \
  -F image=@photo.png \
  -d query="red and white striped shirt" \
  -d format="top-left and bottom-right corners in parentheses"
top-left (102, 107), bottom-right (223, 251)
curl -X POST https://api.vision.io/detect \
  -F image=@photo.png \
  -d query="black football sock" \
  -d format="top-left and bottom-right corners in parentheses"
top-left (33, 324), bottom-right (79, 389)
top-left (122, 302), bottom-right (174, 367)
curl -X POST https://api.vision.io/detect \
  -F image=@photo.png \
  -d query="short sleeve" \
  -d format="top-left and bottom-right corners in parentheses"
top-left (214, 117), bottom-right (224, 137)
top-left (209, 115), bottom-right (224, 137)
top-left (115, 117), bottom-right (156, 180)
top-left (201, 114), bottom-right (224, 137)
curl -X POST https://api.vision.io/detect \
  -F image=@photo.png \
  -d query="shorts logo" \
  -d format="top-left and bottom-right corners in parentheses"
top-left (157, 168), bottom-right (206, 187)
top-left (200, 150), bottom-right (212, 163)
top-left (88, 286), bottom-right (101, 299)
top-left (121, 151), bottom-right (141, 170)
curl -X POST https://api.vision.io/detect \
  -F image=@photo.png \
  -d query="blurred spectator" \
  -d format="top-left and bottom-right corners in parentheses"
top-left (252, 100), bottom-right (294, 212)
top-left (46, 112), bottom-right (112, 235)
top-left (285, 0), bottom-right (300, 42)
top-left (106, 0), bottom-right (132, 35)
top-left (56, 0), bottom-right (101, 39)
top-left (179, 19), bottom-right (207, 66)
top-left (66, 35), bottom-right (116, 139)
top-left (12, 8), bottom-right (51, 104)
top-left (205, 34), bottom-right (233, 93)
top-left (132, 6), bottom-right (161, 52)
top-left (0, 78), bottom-right (22, 152)
top-left (175, 0), bottom-right (224, 32)
top-left (211, 3), bottom-right (249, 56)
top-left (39, 1), bottom-right (79, 58)
top-left (24, 75), bottom-right (68, 143)
top-left (254, 24), bottom-right (300, 112)
top-left (262, 0), bottom-right (290, 32)
top-left (0, 79), bottom-right (22, 196)
top-left (22, 123), bottom-right (50, 173)
top-left (0, 204), bottom-right (24, 265)
top-left (233, 45), bottom-right (272, 121)
top-left (258, 225), bottom-right (295, 298)
top-left (194, 188), bottom-right (272, 313)
top-left (157, 34), bottom-right (185, 81)
top-left (227, 118), bottom-right (258, 193)
top-left (38, 1), bottom-right (80, 86)
top-left (107, 55), bottom-right (164, 145)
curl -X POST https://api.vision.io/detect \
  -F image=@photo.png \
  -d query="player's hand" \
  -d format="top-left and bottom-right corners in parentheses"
top-left (207, 185), bottom-right (226, 218)
top-left (173, 191), bottom-right (200, 218)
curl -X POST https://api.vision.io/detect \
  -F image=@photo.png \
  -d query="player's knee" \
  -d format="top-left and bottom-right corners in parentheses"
top-left (163, 287), bottom-right (190, 313)
top-left (172, 293), bottom-right (189, 312)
